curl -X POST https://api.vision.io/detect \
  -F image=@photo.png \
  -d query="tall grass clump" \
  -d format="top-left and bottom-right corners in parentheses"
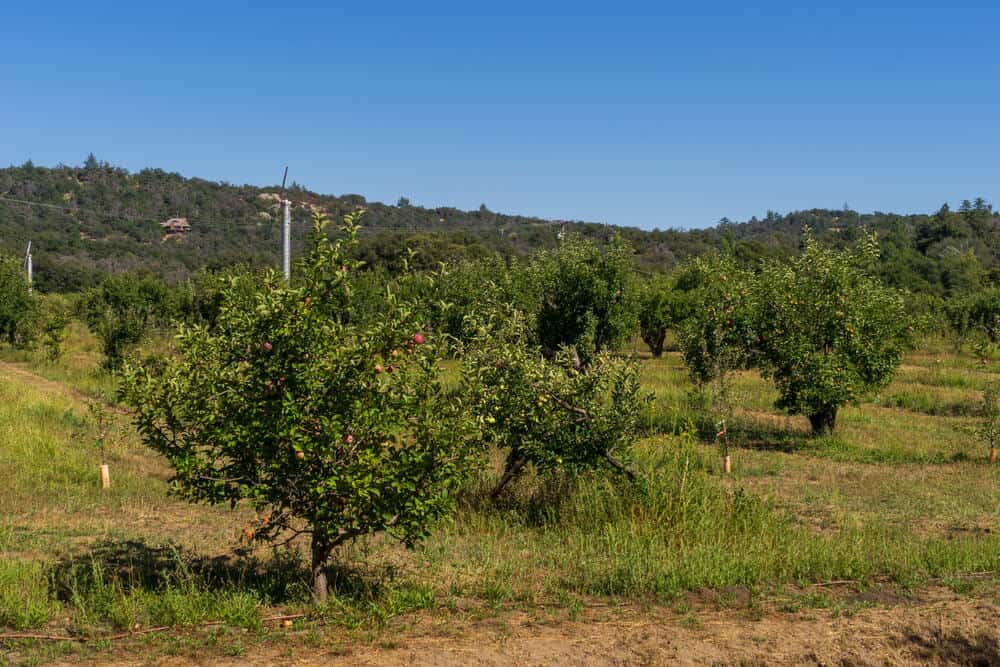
top-left (0, 561), bottom-right (55, 629)
top-left (444, 434), bottom-right (1000, 601)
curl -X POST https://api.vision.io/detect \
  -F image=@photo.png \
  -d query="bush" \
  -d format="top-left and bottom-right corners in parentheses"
top-left (121, 213), bottom-right (477, 602)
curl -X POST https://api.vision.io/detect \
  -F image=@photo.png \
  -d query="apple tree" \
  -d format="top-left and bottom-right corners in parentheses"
top-left (463, 308), bottom-right (647, 499)
top-left (121, 212), bottom-right (476, 602)
top-left (754, 231), bottom-right (908, 434)
top-left (0, 253), bottom-right (33, 346)
top-left (677, 255), bottom-right (758, 387)
top-left (528, 233), bottom-right (637, 366)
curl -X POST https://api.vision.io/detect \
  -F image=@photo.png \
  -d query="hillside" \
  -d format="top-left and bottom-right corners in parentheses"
top-left (1, 157), bottom-right (997, 294)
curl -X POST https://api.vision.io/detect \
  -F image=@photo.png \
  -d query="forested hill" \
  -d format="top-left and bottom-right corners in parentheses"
top-left (1, 158), bottom-right (996, 295)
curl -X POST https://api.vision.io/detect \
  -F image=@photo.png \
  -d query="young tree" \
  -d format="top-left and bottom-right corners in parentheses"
top-left (976, 382), bottom-right (1000, 464)
top-left (121, 213), bottom-right (476, 602)
top-left (676, 255), bottom-right (757, 454)
top-left (677, 255), bottom-right (757, 387)
top-left (81, 273), bottom-right (172, 369)
top-left (0, 254), bottom-right (32, 345)
top-left (637, 274), bottom-right (673, 358)
top-left (754, 231), bottom-right (908, 434)
top-left (529, 233), bottom-right (637, 366)
top-left (463, 309), bottom-right (647, 499)
top-left (35, 294), bottom-right (72, 361)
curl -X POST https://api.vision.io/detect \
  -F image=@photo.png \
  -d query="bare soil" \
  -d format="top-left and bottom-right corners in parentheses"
top-left (88, 587), bottom-right (1000, 666)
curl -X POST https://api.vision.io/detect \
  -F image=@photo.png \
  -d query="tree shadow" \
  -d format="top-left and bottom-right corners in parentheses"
top-left (729, 420), bottom-right (813, 453)
top-left (645, 404), bottom-right (815, 453)
top-left (47, 537), bottom-right (390, 604)
top-left (895, 627), bottom-right (1000, 666)
top-left (456, 468), bottom-right (613, 528)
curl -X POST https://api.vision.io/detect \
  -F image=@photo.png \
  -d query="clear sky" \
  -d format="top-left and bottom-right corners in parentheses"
top-left (2, 1), bottom-right (998, 229)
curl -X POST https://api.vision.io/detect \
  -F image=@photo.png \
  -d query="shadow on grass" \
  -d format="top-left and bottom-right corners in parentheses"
top-left (896, 627), bottom-right (1000, 666)
top-left (47, 537), bottom-right (392, 605)
top-left (643, 404), bottom-right (813, 451)
top-left (649, 407), bottom-right (963, 464)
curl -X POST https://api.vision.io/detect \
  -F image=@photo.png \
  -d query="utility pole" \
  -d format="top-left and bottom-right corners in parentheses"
top-left (281, 197), bottom-right (291, 281)
top-left (24, 241), bottom-right (32, 295)
top-left (280, 166), bottom-right (291, 281)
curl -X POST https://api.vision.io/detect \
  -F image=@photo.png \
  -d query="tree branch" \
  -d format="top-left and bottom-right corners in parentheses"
top-left (604, 449), bottom-right (637, 482)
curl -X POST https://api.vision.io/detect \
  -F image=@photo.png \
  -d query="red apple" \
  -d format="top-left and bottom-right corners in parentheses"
top-left (375, 364), bottom-right (383, 373)
top-left (345, 434), bottom-right (354, 444)
top-left (263, 341), bottom-right (272, 351)
top-left (412, 333), bottom-right (425, 345)
top-left (295, 450), bottom-right (305, 460)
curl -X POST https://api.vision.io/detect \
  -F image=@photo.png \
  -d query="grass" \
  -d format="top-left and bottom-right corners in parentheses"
top-left (0, 321), bottom-right (116, 399)
top-left (3, 329), bottom-right (1000, 662)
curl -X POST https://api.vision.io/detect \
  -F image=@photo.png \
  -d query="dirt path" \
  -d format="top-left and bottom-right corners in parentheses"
top-left (0, 359), bottom-right (81, 398)
top-left (0, 359), bottom-right (129, 414)
top-left (91, 588), bottom-right (1000, 666)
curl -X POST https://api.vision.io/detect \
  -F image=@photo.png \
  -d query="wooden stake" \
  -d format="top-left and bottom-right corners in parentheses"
top-left (100, 464), bottom-right (110, 489)
top-left (723, 455), bottom-right (731, 475)
top-left (989, 448), bottom-right (996, 464)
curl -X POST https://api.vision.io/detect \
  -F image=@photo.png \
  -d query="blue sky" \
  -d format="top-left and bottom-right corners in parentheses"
top-left (2, 1), bottom-right (998, 229)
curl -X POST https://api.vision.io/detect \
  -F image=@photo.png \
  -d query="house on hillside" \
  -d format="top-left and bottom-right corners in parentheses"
top-left (160, 217), bottom-right (191, 238)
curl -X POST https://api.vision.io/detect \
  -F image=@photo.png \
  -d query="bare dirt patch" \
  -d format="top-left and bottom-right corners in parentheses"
top-left (68, 588), bottom-right (1000, 666)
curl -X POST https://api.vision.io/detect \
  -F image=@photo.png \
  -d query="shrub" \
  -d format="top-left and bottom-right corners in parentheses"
top-left (121, 212), bottom-right (476, 602)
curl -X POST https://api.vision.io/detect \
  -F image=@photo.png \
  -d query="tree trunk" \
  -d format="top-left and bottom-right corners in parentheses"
top-left (808, 408), bottom-right (838, 435)
top-left (644, 332), bottom-right (666, 358)
top-left (311, 534), bottom-right (331, 604)
top-left (491, 449), bottom-right (527, 500)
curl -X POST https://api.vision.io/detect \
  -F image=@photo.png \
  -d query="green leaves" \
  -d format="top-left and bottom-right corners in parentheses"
top-left (0, 254), bottom-right (33, 346)
top-left (463, 311), bottom-right (648, 493)
top-left (121, 212), bottom-right (477, 568)
top-left (529, 233), bottom-right (638, 366)
top-left (82, 273), bottom-right (173, 369)
top-left (678, 255), bottom-right (757, 386)
top-left (676, 232), bottom-right (908, 434)
top-left (754, 232), bottom-right (907, 431)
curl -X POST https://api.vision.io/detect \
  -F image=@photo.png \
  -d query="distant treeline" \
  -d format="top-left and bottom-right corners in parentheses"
top-left (0, 157), bottom-right (997, 295)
